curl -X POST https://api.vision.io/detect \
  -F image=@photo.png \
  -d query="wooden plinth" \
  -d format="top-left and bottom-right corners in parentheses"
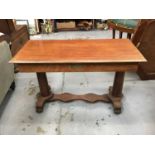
top-left (36, 72), bottom-right (124, 114)
top-left (36, 88), bottom-right (122, 114)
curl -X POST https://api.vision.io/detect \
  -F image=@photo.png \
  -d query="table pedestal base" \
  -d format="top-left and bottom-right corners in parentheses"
top-left (36, 87), bottom-right (123, 114)
top-left (36, 72), bottom-right (124, 114)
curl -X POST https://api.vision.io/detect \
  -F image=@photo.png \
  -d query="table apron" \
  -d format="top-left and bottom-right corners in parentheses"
top-left (17, 63), bottom-right (138, 72)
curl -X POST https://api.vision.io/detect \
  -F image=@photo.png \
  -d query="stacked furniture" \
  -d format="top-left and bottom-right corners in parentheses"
top-left (52, 19), bottom-right (95, 32)
top-left (0, 35), bottom-right (15, 105)
top-left (0, 19), bottom-right (29, 56)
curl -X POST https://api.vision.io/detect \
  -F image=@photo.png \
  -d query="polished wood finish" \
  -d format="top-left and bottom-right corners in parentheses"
top-left (10, 39), bottom-right (146, 114)
top-left (10, 39), bottom-right (145, 63)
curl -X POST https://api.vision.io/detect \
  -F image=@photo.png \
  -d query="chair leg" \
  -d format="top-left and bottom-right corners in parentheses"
top-left (127, 33), bottom-right (132, 39)
top-left (119, 31), bottom-right (123, 38)
top-left (112, 29), bottom-right (116, 39)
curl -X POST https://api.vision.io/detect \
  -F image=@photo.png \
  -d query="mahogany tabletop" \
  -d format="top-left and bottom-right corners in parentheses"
top-left (10, 39), bottom-right (146, 64)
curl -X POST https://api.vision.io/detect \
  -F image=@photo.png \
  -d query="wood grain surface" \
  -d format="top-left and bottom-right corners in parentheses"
top-left (10, 39), bottom-right (146, 64)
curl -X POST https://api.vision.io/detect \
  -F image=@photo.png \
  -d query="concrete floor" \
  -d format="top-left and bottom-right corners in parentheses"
top-left (1, 30), bottom-right (155, 135)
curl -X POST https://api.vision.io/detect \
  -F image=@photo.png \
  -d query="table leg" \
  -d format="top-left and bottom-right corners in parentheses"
top-left (36, 72), bottom-right (53, 113)
top-left (108, 72), bottom-right (125, 114)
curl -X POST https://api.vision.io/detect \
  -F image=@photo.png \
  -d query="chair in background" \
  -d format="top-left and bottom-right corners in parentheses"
top-left (132, 19), bottom-right (155, 80)
top-left (107, 19), bottom-right (139, 39)
top-left (0, 19), bottom-right (29, 56)
top-left (108, 19), bottom-right (155, 80)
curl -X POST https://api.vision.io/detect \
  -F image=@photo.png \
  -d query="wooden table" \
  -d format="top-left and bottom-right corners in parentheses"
top-left (10, 39), bottom-right (146, 114)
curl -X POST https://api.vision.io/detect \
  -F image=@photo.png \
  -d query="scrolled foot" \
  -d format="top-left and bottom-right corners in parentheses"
top-left (114, 108), bottom-right (121, 114)
top-left (36, 107), bottom-right (43, 113)
top-left (113, 100), bottom-right (122, 114)
top-left (36, 93), bottom-right (53, 113)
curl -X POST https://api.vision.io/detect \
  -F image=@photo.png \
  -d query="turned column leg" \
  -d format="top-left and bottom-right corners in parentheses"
top-left (37, 72), bottom-right (50, 97)
top-left (112, 72), bottom-right (125, 97)
top-left (109, 72), bottom-right (125, 114)
top-left (36, 72), bottom-right (53, 113)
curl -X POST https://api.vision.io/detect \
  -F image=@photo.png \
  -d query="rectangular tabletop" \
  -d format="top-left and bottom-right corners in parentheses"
top-left (10, 39), bottom-right (146, 72)
top-left (10, 39), bottom-right (146, 64)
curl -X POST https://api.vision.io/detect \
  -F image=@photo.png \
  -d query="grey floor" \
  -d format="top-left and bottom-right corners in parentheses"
top-left (1, 30), bottom-right (155, 135)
